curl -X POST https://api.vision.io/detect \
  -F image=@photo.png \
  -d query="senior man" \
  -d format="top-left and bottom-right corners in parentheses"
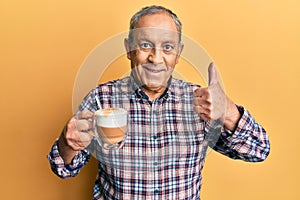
top-left (48, 5), bottom-right (270, 199)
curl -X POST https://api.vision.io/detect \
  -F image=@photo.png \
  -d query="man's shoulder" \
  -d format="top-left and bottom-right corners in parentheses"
top-left (169, 78), bottom-right (201, 98)
top-left (171, 78), bottom-right (201, 90)
top-left (96, 77), bottom-right (130, 90)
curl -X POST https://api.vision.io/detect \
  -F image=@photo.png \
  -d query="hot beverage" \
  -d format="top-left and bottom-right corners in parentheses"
top-left (94, 108), bottom-right (127, 147)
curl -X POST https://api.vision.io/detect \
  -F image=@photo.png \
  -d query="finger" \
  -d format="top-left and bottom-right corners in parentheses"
top-left (65, 134), bottom-right (84, 150)
top-left (75, 119), bottom-right (93, 132)
top-left (194, 105), bottom-right (211, 121)
top-left (199, 113), bottom-right (210, 121)
top-left (208, 62), bottom-right (218, 86)
top-left (194, 105), bottom-right (211, 116)
top-left (71, 141), bottom-right (87, 151)
top-left (74, 110), bottom-right (94, 132)
top-left (193, 97), bottom-right (212, 107)
top-left (76, 109), bottom-right (94, 119)
top-left (67, 131), bottom-right (92, 149)
top-left (194, 88), bottom-right (210, 98)
top-left (77, 131), bottom-right (93, 147)
top-left (78, 131), bottom-right (93, 140)
top-left (65, 117), bottom-right (77, 134)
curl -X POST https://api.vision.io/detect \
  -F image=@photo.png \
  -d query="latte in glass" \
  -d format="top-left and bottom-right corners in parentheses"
top-left (94, 108), bottom-right (127, 148)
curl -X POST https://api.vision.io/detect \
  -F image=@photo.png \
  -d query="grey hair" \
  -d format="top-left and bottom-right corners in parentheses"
top-left (128, 5), bottom-right (182, 44)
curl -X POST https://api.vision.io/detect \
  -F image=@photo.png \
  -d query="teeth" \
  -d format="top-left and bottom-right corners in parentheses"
top-left (149, 69), bottom-right (162, 73)
top-left (143, 66), bottom-right (164, 73)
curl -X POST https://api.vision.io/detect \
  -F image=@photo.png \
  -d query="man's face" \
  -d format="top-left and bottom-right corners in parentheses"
top-left (125, 13), bottom-right (183, 93)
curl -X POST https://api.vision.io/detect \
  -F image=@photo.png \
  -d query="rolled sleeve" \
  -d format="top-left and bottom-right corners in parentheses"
top-left (47, 139), bottom-right (90, 178)
top-left (212, 105), bottom-right (270, 162)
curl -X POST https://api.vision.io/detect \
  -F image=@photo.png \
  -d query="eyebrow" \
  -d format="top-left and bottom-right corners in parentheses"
top-left (162, 40), bottom-right (176, 44)
top-left (137, 38), bottom-right (177, 45)
top-left (137, 38), bottom-right (153, 43)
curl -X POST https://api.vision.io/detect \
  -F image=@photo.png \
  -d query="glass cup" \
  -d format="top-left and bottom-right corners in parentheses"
top-left (93, 108), bottom-right (127, 150)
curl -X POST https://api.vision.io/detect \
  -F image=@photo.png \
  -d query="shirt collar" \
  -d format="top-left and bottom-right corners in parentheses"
top-left (129, 73), bottom-right (172, 101)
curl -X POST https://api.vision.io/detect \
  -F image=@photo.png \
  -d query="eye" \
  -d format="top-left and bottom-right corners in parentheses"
top-left (139, 42), bottom-right (153, 50)
top-left (163, 44), bottom-right (174, 52)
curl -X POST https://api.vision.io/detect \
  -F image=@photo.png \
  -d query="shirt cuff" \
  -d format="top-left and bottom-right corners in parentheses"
top-left (47, 139), bottom-right (89, 178)
top-left (222, 105), bottom-right (252, 136)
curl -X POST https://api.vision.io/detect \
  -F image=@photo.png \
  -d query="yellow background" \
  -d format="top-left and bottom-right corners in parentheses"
top-left (1, 0), bottom-right (299, 199)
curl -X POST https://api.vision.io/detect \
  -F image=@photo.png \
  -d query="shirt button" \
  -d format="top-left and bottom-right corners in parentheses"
top-left (153, 162), bottom-right (159, 166)
top-left (152, 135), bottom-right (158, 140)
top-left (154, 189), bottom-right (160, 194)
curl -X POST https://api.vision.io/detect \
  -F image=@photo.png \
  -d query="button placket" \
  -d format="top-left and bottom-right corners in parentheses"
top-left (150, 100), bottom-right (162, 197)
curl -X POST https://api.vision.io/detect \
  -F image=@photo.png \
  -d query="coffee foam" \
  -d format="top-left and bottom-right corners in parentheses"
top-left (94, 108), bottom-right (127, 128)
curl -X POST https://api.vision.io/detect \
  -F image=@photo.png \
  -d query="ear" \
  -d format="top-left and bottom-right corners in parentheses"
top-left (124, 38), bottom-right (131, 60)
top-left (175, 43), bottom-right (184, 64)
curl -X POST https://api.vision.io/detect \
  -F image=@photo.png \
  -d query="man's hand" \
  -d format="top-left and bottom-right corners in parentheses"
top-left (193, 63), bottom-right (241, 131)
top-left (58, 110), bottom-right (94, 164)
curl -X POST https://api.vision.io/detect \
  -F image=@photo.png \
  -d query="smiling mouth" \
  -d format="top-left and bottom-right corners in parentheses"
top-left (143, 66), bottom-right (165, 73)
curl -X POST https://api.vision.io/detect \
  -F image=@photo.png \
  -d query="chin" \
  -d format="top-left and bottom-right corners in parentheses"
top-left (144, 82), bottom-right (167, 91)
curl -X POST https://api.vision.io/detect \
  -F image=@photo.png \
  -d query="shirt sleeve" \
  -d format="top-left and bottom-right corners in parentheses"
top-left (78, 87), bottom-right (101, 112)
top-left (208, 105), bottom-right (270, 162)
top-left (47, 139), bottom-right (91, 179)
top-left (47, 88), bottom-right (100, 178)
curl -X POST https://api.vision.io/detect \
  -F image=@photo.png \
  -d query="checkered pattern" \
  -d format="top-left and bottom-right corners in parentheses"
top-left (48, 76), bottom-right (270, 199)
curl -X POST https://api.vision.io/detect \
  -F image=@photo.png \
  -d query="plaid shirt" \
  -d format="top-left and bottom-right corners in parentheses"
top-left (48, 76), bottom-right (270, 199)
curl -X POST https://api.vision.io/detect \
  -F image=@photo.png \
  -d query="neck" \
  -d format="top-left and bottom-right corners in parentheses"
top-left (141, 86), bottom-right (166, 101)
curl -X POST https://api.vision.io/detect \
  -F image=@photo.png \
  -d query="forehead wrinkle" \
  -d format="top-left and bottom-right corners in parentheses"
top-left (134, 29), bottom-right (179, 45)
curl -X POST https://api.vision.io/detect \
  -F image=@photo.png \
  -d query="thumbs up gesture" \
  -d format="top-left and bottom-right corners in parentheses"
top-left (193, 63), bottom-right (241, 131)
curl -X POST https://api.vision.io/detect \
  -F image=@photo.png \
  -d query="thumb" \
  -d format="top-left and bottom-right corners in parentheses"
top-left (208, 62), bottom-right (218, 86)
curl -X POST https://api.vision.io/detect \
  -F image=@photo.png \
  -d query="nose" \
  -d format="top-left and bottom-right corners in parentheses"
top-left (148, 48), bottom-right (163, 64)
